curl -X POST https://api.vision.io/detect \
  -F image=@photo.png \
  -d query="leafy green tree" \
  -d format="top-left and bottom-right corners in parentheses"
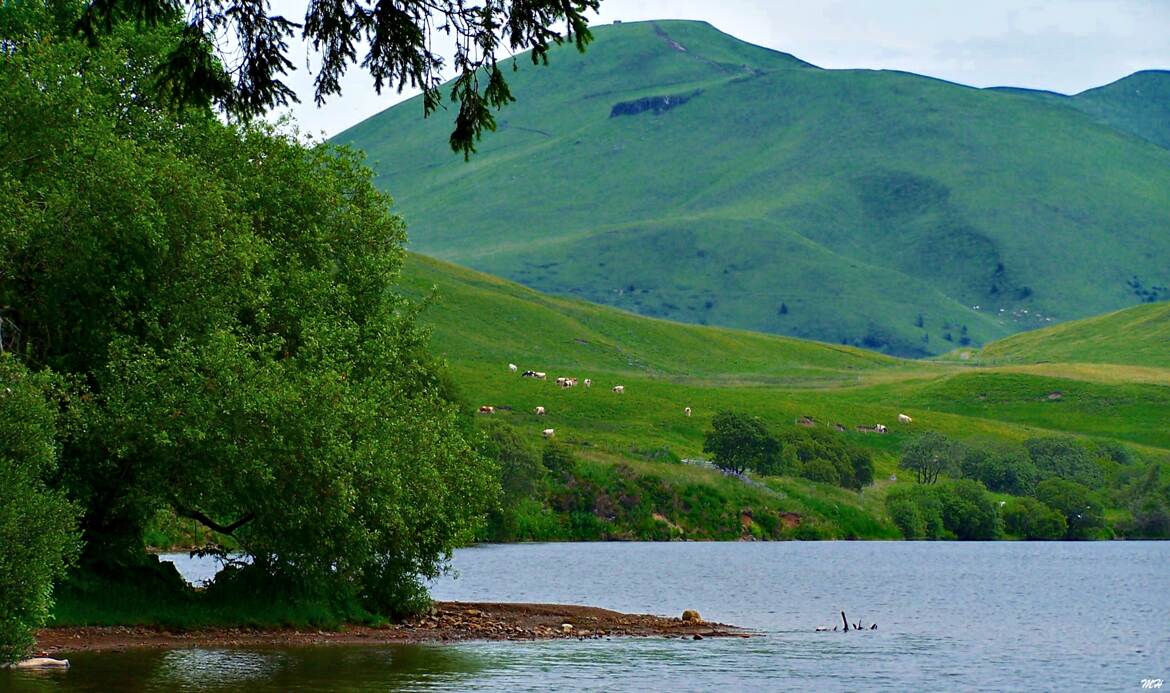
top-left (74, 0), bottom-right (601, 156)
top-left (703, 411), bottom-right (778, 475)
top-left (885, 485), bottom-right (945, 539)
top-left (1003, 497), bottom-right (1067, 540)
top-left (1035, 479), bottom-right (1106, 540)
top-left (0, 357), bottom-right (79, 664)
top-left (899, 432), bottom-right (964, 485)
top-left (1, 15), bottom-right (495, 615)
top-left (1025, 437), bottom-right (1104, 488)
top-left (933, 479), bottom-right (1001, 540)
top-left (961, 445), bottom-right (1039, 495)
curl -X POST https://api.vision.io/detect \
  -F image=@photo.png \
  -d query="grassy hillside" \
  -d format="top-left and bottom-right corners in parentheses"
top-left (339, 19), bottom-right (1170, 357)
top-left (972, 301), bottom-right (1170, 368)
top-left (400, 254), bottom-right (1170, 540)
top-left (403, 252), bottom-right (1170, 455)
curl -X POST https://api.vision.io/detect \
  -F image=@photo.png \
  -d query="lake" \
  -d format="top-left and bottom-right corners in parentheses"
top-left (5, 542), bottom-right (1167, 691)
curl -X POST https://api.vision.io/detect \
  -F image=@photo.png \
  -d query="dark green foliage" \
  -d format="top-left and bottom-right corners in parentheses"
top-left (885, 485), bottom-right (945, 540)
top-left (1, 13), bottom-right (496, 619)
top-left (1035, 479), bottom-right (1107, 540)
top-left (702, 411), bottom-right (778, 475)
top-left (75, 0), bottom-right (600, 156)
top-left (1002, 497), bottom-right (1068, 540)
top-left (477, 421), bottom-right (544, 541)
top-left (961, 445), bottom-right (1039, 495)
top-left (900, 432), bottom-right (964, 484)
top-left (0, 357), bottom-right (79, 663)
top-left (776, 428), bottom-right (874, 490)
top-left (1025, 437), bottom-right (1105, 487)
top-left (886, 480), bottom-right (999, 540)
top-left (933, 480), bottom-right (1001, 540)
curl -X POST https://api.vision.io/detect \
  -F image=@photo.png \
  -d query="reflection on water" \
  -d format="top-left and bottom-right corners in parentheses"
top-left (5, 542), bottom-right (1169, 691)
top-left (1, 646), bottom-right (491, 693)
top-left (156, 649), bottom-right (282, 689)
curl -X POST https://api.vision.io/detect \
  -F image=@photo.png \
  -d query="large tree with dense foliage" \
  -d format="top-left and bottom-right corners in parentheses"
top-left (899, 431), bottom-right (964, 485)
top-left (702, 411), bottom-right (779, 475)
top-left (73, 0), bottom-right (600, 155)
top-left (1035, 479), bottom-right (1106, 540)
top-left (1, 3), bottom-right (495, 615)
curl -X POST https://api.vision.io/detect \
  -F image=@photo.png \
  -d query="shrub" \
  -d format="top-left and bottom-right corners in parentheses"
top-left (1035, 478), bottom-right (1106, 540)
top-left (1026, 437), bottom-right (1104, 487)
top-left (934, 480), bottom-right (1001, 540)
top-left (1003, 497), bottom-right (1067, 540)
top-left (961, 445), bottom-right (1039, 495)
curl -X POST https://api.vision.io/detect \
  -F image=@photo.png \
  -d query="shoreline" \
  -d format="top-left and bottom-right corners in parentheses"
top-left (34, 602), bottom-right (749, 654)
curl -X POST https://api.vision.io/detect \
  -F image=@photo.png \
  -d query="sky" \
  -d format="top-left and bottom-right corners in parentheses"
top-left (267, 0), bottom-right (1170, 138)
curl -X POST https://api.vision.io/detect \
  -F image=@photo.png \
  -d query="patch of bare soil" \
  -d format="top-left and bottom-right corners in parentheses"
top-left (35, 602), bottom-right (750, 654)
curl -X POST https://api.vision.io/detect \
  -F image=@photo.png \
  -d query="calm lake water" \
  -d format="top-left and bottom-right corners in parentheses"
top-left (5, 542), bottom-right (1168, 691)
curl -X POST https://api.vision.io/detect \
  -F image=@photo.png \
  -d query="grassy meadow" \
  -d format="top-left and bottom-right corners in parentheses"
top-left (399, 253), bottom-right (1170, 540)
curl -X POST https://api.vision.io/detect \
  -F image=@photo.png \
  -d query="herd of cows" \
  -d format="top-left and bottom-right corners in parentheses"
top-left (479, 364), bottom-right (913, 440)
top-left (474, 363), bottom-right (669, 439)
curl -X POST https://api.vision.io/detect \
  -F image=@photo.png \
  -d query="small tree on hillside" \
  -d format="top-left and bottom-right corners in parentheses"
top-left (900, 432), bottom-right (964, 484)
top-left (702, 411), bottom-right (778, 475)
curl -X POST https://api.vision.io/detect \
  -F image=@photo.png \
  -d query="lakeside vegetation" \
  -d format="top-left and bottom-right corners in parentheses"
top-left (399, 253), bottom-right (1170, 545)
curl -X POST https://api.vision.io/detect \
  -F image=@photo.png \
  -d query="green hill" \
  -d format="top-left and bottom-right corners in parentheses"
top-left (973, 301), bottom-right (1170, 368)
top-left (402, 253), bottom-right (1170, 453)
top-left (337, 19), bottom-right (1170, 358)
top-left (399, 253), bottom-right (1170, 539)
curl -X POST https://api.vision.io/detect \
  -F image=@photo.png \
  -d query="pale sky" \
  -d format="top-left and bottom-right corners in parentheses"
top-left (267, 0), bottom-right (1170, 138)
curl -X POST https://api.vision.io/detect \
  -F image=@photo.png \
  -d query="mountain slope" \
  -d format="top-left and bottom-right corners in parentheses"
top-left (339, 19), bottom-right (1170, 357)
top-left (975, 301), bottom-right (1170, 368)
top-left (400, 253), bottom-right (1170, 458)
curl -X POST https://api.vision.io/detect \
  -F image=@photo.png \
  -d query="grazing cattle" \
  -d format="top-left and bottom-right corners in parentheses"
top-left (508, 363), bottom-right (518, 373)
top-left (797, 416), bottom-right (816, 427)
top-left (534, 406), bottom-right (546, 416)
top-left (875, 423), bottom-right (888, 433)
top-left (612, 385), bottom-right (625, 394)
top-left (522, 370), bottom-right (537, 378)
top-left (478, 405), bottom-right (495, 414)
top-left (542, 428), bottom-right (555, 438)
top-left (556, 377), bottom-right (578, 388)
top-left (584, 378), bottom-right (592, 388)
top-left (897, 413), bottom-right (913, 424)
top-left (833, 423), bottom-right (846, 432)
top-left (684, 407), bottom-right (692, 417)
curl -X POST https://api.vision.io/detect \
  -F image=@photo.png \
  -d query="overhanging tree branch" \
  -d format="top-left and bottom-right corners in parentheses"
top-left (174, 504), bottom-right (256, 535)
top-left (75, 0), bottom-right (602, 156)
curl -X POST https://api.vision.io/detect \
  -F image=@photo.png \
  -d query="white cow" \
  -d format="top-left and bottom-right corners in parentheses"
top-left (508, 363), bottom-right (518, 373)
top-left (875, 423), bottom-right (888, 433)
top-left (583, 378), bottom-right (592, 388)
top-left (534, 406), bottom-right (546, 416)
top-left (684, 407), bottom-right (692, 417)
top-left (897, 413), bottom-right (913, 424)
top-left (612, 385), bottom-right (625, 394)
top-left (534, 371), bottom-right (547, 380)
top-left (542, 428), bottom-right (555, 438)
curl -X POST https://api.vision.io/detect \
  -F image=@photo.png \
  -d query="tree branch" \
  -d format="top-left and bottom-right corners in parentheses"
top-left (175, 505), bottom-right (255, 536)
